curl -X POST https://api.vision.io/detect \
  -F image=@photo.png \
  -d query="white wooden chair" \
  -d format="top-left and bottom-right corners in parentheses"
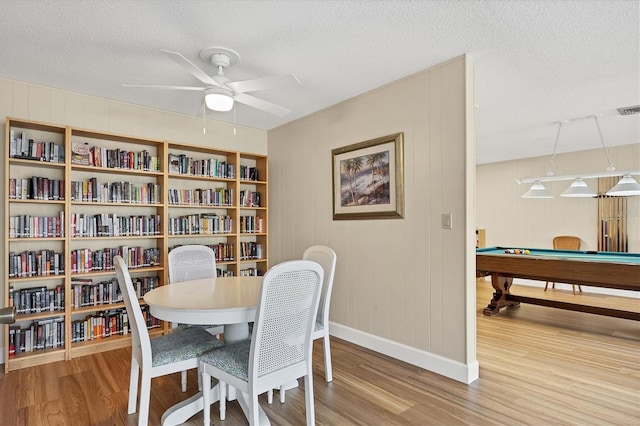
top-left (272, 245), bottom-right (337, 404)
top-left (168, 245), bottom-right (225, 391)
top-left (200, 260), bottom-right (324, 426)
top-left (114, 256), bottom-right (224, 426)
top-left (303, 245), bottom-right (337, 383)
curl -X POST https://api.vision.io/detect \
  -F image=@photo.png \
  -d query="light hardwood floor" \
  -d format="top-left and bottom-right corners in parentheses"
top-left (1, 280), bottom-right (638, 425)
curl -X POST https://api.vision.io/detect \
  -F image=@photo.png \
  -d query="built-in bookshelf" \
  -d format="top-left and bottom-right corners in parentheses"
top-left (4, 117), bottom-right (268, 371)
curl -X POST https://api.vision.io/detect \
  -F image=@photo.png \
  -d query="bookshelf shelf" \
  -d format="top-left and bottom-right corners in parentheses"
top-left (4, 117), bottom-right (268, 371)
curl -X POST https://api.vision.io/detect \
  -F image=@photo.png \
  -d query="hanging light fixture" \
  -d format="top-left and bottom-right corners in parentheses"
top-left (606, 174), bottom-right (640, 196)
top-left (205, 88), bottom-right (234, 111)
top-left (561, 178), bottom-right (597, 197)
top-left (522, 181), bottom-right (553, 198)
top-left (517, 115), bottom-right (640, 197)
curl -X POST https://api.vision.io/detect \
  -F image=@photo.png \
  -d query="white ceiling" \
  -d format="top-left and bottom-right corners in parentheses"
top-left (1, 0), bottom-right (638, 164)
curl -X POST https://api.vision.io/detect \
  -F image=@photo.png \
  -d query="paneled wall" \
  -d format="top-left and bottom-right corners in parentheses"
top-left (268, 56), bottom-right (478, 383)
top-left (477, 143), bottom-right (640, 253)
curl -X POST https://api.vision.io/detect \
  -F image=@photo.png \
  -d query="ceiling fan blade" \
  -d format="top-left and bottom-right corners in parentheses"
top-left (160, 49), bottom-right (221, 88)
top-left (233, 93), bottom-right (291, 117)
top-left (122, 84), bottom-right (206, 91)
top-left (227, 74), bottom-right (300, 94)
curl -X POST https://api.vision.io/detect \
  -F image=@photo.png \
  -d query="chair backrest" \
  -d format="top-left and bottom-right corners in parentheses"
top-left (249, 260), bottom-right (323, 382)
top-left (303, 245), bottom-right (337, 326)
top-left (553, 236), bottom-right (581, 250)
top-left (114, 255), bottom-right (152, 366)
top-left (168, 245), bottom-right (217, 283)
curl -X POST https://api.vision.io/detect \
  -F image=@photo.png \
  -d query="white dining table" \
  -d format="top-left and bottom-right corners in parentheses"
top-left (143, 275), bottom-right (269, 426)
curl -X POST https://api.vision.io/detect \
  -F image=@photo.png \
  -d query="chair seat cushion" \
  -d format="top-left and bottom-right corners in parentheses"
top-left (200, 339), bottom-right (251, 381)
top-left (151, 326), bottom-right (224, 367)
top-left (176, 324), bottom-right (223, 332)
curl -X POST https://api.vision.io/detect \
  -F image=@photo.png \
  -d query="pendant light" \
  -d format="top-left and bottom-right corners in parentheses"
top-left (522, 181), bottom-right (553, 198)
top-left (606, 174), bottom-right (640, 196)
top-left (518, 115), bottom-right (640, 198)
top-left (560, 178), bottom-right (596, 197)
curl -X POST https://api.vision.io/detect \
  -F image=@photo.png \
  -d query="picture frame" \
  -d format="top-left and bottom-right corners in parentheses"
top-left (332, 132), bottom-right (404, 220)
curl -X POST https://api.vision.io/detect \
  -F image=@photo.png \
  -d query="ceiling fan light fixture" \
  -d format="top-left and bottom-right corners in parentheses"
top-left (560, 178), bottom-right (597, 197)
top-left (606, 174), bottom-right (640, 196)
top-left (205, 88), bottom-right (234, 112)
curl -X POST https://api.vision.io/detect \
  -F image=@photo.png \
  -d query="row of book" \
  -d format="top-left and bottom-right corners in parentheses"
top-left (9, 177), bottom-right (65, 201)
top-left (239, 190), bottom-right (261, 207)
top-left (239, 267), bottom-right (263, 277)
top-left (168, 153), bottom-right (234, 178)
top-left (167, 187), bottom-right (233, 206)
top-left (239, 215), bottom-right (264, 233)
top-left (70, 179), bottom-right (161, 204)
top-left (9, 285), bottom-right (65, 314)
top-left (170, 243), bottom-right (235, 262)
top-left (217, 269), bottom-right (234, 277)
top-left (70, 246), bottom-right (160, 274)
top-left (71, 277), bottom-right (121, 308)
top-left (239, 165), bottom-right (260, 181)
top-left (8, 250), bottom-right (65, 278)
top-left (70, 275), bottom-right (158, 308)
top-left (70, 306), bottom-right (160, 343)
top-left (9, 212), bottom-right (65, 238)
top-left (239, 242), bottom-right (263, 260)
top-left (8, 316), bottom-right (65, 357)
top-left (72, 142), bottom-right (160, 171)
top-left (168, 214), bottom-right (233, 235)
top-left (70, 213), bottom-right (161, 238)
top-left (71, 309), bottom-right (128, 342)
top-left (9, 130), bottom-right (65, 163)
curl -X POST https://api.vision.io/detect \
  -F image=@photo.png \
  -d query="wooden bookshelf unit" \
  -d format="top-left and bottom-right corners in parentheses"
top-left (3, 117), bottom-right (268, 372)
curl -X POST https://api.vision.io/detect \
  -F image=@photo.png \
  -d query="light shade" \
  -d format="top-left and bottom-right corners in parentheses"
top-left (606, 174), bottom-right (640, 196)
top-left (560, 178), bottom-right (596, 198)
top-left (522, 181), bottom-right (553, 198)
top-left (205, 89), bottom-right (234, 111)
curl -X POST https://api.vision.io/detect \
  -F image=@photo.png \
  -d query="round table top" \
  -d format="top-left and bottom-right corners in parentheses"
top-left (143, 275), bottom-right (263, 325)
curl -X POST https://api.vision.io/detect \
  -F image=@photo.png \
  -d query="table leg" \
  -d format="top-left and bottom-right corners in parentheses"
top-left (236, 390), bottom-right (272, 425)
top-left (482, 274), bottom-right (520, 316)
top-left (161, 382), bottom-right (221, 426)
top-left (224, 322), bottom-right (250, 344)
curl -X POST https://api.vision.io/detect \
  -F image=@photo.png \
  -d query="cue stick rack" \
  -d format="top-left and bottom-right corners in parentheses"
top-left (597, 177), bottom-right (628, 252)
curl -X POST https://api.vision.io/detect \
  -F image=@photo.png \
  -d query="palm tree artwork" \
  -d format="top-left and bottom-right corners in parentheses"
top-left (340, 150), bottom-right (390, 207)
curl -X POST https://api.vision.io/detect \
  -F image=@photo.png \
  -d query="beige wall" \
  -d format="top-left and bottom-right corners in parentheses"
top-left (0, 77), bottom-right (268, 359)
top-left (268, 56), bottom-right (478, 383)
top-left (477, 144), bottom-right (640, 254)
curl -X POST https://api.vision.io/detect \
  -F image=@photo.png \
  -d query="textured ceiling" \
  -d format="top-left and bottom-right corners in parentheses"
top-left (1, 0), bottom-right (638, 164)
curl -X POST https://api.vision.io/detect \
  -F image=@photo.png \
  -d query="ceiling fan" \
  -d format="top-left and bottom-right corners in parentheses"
top-left (123, 47), bottom-right (300, 116)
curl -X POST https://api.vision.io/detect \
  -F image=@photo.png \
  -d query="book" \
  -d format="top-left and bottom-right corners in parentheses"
top-left (71, 142), bottom-right (90, 165)
top-left (168, 153), bottom-right (180, 173)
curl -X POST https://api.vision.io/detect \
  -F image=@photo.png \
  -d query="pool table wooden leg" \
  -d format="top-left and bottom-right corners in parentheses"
top-left (483, 274), bottom-right (520, 316)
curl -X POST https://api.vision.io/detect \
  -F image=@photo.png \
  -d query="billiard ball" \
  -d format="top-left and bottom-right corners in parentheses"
top-left (524, 249), bottom-right (530, 254)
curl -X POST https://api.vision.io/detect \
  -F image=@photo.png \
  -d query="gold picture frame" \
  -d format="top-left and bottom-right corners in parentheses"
top-left (332, 132), bottom-right (404, 220)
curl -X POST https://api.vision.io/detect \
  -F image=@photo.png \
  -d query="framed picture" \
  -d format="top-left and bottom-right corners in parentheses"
top-left (332, 132), bottom-right (404, 220)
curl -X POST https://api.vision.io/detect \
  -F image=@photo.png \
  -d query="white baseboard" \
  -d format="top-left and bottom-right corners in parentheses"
top-left (329, 322), bottom-right (479, 384)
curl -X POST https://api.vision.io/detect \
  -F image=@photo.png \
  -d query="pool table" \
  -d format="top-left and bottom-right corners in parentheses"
top-left (477, 247), bottom-right (640, 320)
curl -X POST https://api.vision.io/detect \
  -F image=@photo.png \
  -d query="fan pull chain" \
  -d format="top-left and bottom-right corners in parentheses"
top-left (233, 105), bottom-right (237, 136)
top-left (203, 103), bottom-right (206, 135)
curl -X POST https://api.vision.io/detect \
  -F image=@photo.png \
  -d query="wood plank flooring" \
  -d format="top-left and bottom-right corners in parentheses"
top-left (1, 280), bottom-right (638, 425)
